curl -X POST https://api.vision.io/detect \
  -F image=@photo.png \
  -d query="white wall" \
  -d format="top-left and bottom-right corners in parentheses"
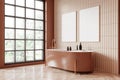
top-left (54, 0), bottom-right (118, 74)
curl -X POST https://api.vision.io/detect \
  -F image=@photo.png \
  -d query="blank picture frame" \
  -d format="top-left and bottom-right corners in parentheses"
top-left (62, 12), bottom-right (76, 42)
top-left (79, 6), bottom-right (99, 42)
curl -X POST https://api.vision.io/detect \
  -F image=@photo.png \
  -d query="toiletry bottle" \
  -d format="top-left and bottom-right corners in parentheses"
top-left (76, 45), bottom-right (78, 50)
top-left (67, 46), bottom-right (69, 51)
top-left (79, 43), bottom-right (82, 50)
top-left (70, 46), bottom-right (72, 51)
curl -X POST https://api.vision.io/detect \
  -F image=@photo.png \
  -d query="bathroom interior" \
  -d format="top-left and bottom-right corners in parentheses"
top-left (0, 0), bottom-right (120, 80)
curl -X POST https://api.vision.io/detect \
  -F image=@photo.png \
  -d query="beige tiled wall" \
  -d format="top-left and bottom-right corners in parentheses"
top-left (54, 0), bottom-right (119, 74)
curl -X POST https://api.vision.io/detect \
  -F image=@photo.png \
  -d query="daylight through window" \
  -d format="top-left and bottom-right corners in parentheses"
top-left (5, 0), bottom-right (45, 64)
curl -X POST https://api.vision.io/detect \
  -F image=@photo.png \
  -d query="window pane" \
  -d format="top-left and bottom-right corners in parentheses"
top-left (35, 10), bottom-right (43, 20)
top-left (35, 21), bottom-right (43, 30)
top-left (35, 41), bottom-right (43, 49)
top-left (35, 50), bottom-right (43, 60)
top-left (35, 1), bottom-right (43, 10)
top-left (26, 19), bottom-right (34, 29)
top-left (16, 18), bottom-right (25, 28)
top-left (16, 0), bottom-right (25, 6)
top-left (26, 51), bottom-right (34, 61)
top-left (26, 41), bottom-right (34, 50)
top-left (16, 29), bottom-right (24, 39)
top-left (35, 31), bottom-right (43, 39)
top-left (5, 52), bottom-right (14, 63)
top-left (5, 40), bottom-right (14, 50)
top-left (16, 51), bottom-right (25, 62)
top-left (5, 17), bottom-right (14, 28)
top-left (26, 30), bottom-right (34, 39)
top-left (26, 0), bottom-right (34, 8)
top-left (16, 7), bottom-right (25, 17)
top-left (5, 0), bottom-right (14, 4)
top-left (26, 9), bottom-right (34, 18)
top-left (5, 5), bottom-right (14, 16)
top-left (16, 40), bottom-right (24, 50)
top-left (5, 29), bottom-right (14, 39)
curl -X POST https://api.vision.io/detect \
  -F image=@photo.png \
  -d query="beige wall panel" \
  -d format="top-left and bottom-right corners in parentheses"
top-left (54, 0), bottom-right (118, 74)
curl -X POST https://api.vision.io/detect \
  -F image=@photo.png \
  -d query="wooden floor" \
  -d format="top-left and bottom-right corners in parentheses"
top-left (0, 64), bottom-right (120, 80)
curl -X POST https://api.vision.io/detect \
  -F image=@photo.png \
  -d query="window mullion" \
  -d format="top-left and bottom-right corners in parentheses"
top-left (34, 0), bottom-right (36, 61)
top-left (24, 0), bottom-right (27, 62)
top-left (14, 0), bottom-right (16, 63)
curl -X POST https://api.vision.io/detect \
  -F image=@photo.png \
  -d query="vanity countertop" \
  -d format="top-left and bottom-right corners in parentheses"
top-left (46, 49), bottom-right (92, 52)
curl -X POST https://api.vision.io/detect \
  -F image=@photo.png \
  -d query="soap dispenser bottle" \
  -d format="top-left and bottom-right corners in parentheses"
top-left (76, 45), bottom-right (78, 50)
top-left (67, 46), bottom-right (69, 51)
top-left (79, 43), bottom-right (82, 50)
top-left (69, 46), bottom-right (72, 51)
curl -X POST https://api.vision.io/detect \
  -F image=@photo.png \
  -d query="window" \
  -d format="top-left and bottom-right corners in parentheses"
top-left (5, 0), bottom-right (45, 64)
